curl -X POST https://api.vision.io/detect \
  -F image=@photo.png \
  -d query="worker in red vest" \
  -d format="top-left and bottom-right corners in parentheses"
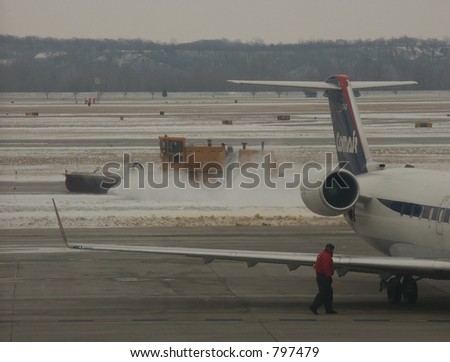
top-left (309, 243), bottom-right (337, 314)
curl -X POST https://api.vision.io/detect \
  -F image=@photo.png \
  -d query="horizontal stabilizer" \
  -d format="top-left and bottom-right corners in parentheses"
top-left (228, 80), bottom-right (418, 90)
top-left (350, 81), bottom-right (418, 90)
top-left (228, 80), bottom-right (338, 90)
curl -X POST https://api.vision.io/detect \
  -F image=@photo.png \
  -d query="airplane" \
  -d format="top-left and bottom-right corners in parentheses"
top-left (53, 74), bottom-right (450, 305)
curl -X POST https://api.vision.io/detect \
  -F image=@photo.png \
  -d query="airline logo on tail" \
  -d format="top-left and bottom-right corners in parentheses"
top-left (336, 131), bottom-right (358, 154)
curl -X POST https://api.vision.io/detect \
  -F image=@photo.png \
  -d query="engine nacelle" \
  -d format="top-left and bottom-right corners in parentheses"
top-left (301, 168), bottom-right (359, 216)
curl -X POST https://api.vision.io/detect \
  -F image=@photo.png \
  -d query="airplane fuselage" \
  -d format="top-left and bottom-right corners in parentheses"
top-left (347, 168), bottom-right (450, 258)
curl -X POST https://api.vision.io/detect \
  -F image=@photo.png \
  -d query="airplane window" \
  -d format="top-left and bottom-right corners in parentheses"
top-left (378, 199), bottom-right (423, 218)
top-left (444, 209), bottom-right (450, 223)
top-left (421, 206), bottom-right (431, 220)
top-left (443, 209), bottom-right (450, 223)
top-left (430, 208), bottom-right (439, 221)
top-left (390, 201), bottom-right (403, 213)
top-left (379, 199), bottom-right (400, 213)
top-left (401, 203), bottom-right (412, 217)
top-left (437, 208), bottom-right (445, 223)
top-left (411, 204), bottom-right (422, 218)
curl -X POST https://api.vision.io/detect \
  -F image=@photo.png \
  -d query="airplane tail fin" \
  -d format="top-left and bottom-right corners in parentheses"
top-left (229, 76), bottom-right (417, 175)
top-left (324, 75), bottom-right (371, 175)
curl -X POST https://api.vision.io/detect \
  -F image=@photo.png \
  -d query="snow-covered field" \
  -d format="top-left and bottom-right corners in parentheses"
top-left (1, 91), bottom-right (450, 228)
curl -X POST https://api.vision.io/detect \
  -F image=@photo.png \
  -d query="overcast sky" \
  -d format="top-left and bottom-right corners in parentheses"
top-left (1, 0), bottom-right (449, 43)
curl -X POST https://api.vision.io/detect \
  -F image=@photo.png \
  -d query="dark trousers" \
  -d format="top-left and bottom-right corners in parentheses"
top-left (310, 274), bottom-right (334, 313)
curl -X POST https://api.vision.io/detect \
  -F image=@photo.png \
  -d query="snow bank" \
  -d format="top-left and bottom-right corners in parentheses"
top-left (0, 193), bottom-right (345, 229)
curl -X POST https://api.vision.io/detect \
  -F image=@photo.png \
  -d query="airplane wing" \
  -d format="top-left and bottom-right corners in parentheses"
top-left (63, 241), bottom-right (450, 279)
top-left (52, 199), bottom-right (450, 280)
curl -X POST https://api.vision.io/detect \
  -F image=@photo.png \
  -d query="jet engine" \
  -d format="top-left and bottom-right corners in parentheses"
top-left (301, 168), bottom-right (359, 216)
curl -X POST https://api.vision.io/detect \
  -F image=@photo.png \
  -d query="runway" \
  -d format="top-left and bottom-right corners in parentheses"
top-left (1, 225), bottom-right (450, 342)
top-left (2, 136), bottom-right (450, 148)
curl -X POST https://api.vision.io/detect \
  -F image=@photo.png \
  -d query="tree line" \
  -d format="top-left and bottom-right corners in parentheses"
top-left (0, 35), bottom-right (449, 92)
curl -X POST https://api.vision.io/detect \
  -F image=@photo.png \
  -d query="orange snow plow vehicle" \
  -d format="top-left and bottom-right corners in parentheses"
top-left (159, 135), bottom-right (274, 173)
top-left (159, 135), bottom-right (227, 172)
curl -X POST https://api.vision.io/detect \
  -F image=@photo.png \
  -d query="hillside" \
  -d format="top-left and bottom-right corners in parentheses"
top-left (0, 36), bottom-right (449, 92)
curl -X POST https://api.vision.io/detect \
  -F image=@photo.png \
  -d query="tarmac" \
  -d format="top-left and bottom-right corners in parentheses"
top-left (1, 93), bottom-right (450, 342)
top-left (1, 225), bottom-right (450, 342)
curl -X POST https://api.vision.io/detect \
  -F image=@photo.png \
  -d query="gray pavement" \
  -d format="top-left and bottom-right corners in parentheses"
top-left (1, 225), bottom-right (450, 342)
